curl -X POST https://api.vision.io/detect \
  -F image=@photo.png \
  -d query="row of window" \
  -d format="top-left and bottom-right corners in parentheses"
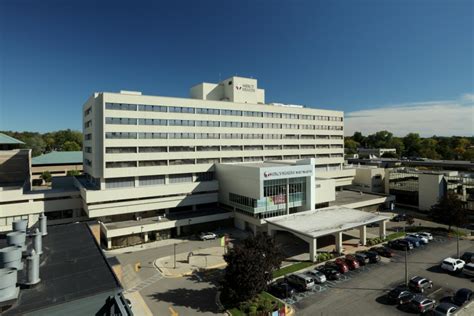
top-left (104, 116), bottom-right (343, 130)
top-left (104, 172), bottom-right (215, 189)
top-left (104, 102), bottom-right (343, 121)
top-left (104, 132), bottom-right (344, 140)
top-left (104, 154), bottom-right (343, 168)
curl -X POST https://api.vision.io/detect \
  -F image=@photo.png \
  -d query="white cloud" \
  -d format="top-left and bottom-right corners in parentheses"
top-left (345, 95), bottom-right (474, 137)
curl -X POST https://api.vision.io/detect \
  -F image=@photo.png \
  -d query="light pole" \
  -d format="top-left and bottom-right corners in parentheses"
top-left (173, 243), bottom-right (177, 269)
top-left (404, 221), bottom-right (408, 286)
top-left (141, 226), bottom-right (144, 248)
top-left (456, 227), bottom-right (460, 258)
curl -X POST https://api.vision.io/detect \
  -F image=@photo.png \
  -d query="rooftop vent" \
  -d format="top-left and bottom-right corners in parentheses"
top-left (31, 228), bottom-right (43, 256)
top-left (23, 249), bottom-right (40, 286)
top-left (0, 268), bottom-right (19, 303)
top-left (12, 220), bottom-right (28, 233)
top-left (6, 232), bottom-right (26, 251)
top-left (39, 213), bottom-right (47, 236)
top-left (0, 246), bottom-right (23, 270)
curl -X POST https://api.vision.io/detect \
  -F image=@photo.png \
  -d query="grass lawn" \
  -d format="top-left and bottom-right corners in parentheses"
top-left (228, 292), bottom-right (284, 316)
top-left (272, 261), bottom-right (314, 279)
top-left (385, 231), bottom-right (406, 241)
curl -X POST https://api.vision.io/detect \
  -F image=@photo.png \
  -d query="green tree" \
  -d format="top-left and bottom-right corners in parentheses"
top-left (430, 193), bottom-right (468, 231)
top-left (221, 234), bottom-right (283, 304)
top-left (366, 130), bottom-right (393, 148)
top-left (403, 133), bottom-right (422, 157)
top-left (353, 132), bottom-right (365, 144)
top-left (40, 171), bottom-right (52, 183)
top-left (419, 138), bottom-right (441, 159)
top-left (66, 170), bottom-right (81, 176)
top-left (62, 140), bottom-right (81, 151)
top-left (387, 138), bottom-right (405, 157)
top-left (344, 138), bottom-right (359, 154)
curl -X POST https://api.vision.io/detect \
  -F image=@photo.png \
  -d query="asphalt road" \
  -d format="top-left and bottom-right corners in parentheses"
top-left (295, 238), bottom-right (474, 316)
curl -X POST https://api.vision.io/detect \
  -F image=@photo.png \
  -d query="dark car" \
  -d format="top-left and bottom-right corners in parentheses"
top-left (404, 237), bottom-right (420, 248)
top-left (326, 259), bottom-right (349, 274)
top-left (344, 255), bottom-right (360, 270)
top-left (392, 214), bottom-right (407, 222)
top-left (268, 281), bottom-right (296, 299)
top-left (317, 266), bottom-right (341, 280)
top-left (354, 252), bottom-right (370, 265)
top-left (370, 246), bottom-right (394, 258)
top-left (408, 295), bottom-right (436, 313)
top-left (387, 286), bottom-right (415, 305)
top-left (388, 239), bottom-right (413, 251)
top-left (408, 276), bottom-right (433, 293)
top-left (452, 288), bottom-right (473, 306)
top-left (357, 251), bottom-right (380, 263)
top-left (432, 302), bottom-right (458, 316)
top-left (460, 251), bottom-right (474, 264)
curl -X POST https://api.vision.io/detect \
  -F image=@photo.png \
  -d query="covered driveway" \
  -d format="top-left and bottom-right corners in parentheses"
top-left (265, 206), bottom-right (390, 262)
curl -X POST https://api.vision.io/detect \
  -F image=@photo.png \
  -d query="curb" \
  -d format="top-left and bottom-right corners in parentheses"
top-left (154, 259), bottom-right (227, 278)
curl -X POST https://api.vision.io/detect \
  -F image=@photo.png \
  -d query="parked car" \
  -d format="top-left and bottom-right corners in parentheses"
top-left (268, 281), bottom-right (296, 299)
top-left (460, 251), bottom-right (474, 263)
top-left (370, 246), bottom-right (394, 258)
top-left (199, 232), bottom-right (217, 240)
top-left (462, 262), bottom-right (474, 277)
top-left (344, 255), bottom-right (360, 270)
top-left (408, 276), bottom-right (433, 293)
top-left (407, 233), bottom-right (429, 244)
top-left (354, 252), bottom-right (370, 265)
top-left (432, 302), bottom-right (458, 316)
top-left (404, 236), bottom-right (420, 248)
top-left (452, 288), bottom-right (473, 306)
top-left (418, 232), bottom-right (433, 241)
top-left (285, 273), bottom-right (315, 291)
top-left (359, 251), bottom-right (380, 263)
top-left (305, 269), bottom-right (327, 284)
top-left (326, 259), bottom-right (349, 274)
top-left (316, 266), bottom-right (341, 280)
top-left (392, 214), bottom-right (407, 222)
top-left (440, 257), bottom-right (465, 273)
top-left (388, 239), bottom-right (413, 251)
top-left (387, 286), bottom-right (415, 305)
top-left (408, 295), bottom-right (436, 313)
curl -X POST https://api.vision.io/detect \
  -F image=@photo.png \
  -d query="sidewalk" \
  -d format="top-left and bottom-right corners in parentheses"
top-left (104, 237), bottom-right (192, 255)
top-left (124, 291), bottom-right (154, 316)
top-left (155, 246), bottom-right (226, 277)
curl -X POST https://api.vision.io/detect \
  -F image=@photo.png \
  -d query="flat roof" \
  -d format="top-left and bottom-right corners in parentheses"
top-left (329, 190), bottom-right (392, 206)
top-left (266, 206), bottom-right (390, 239)
top-left (0, 133), bottom-right (24, 145)
top-left (32, 151), bottom-right (83, 166)
top-left (2, 223), bottom-right (122, 316)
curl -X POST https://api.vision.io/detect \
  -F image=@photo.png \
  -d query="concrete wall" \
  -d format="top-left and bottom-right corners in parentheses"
top-left (352, 167), bottom-right (385, 193)
top-left (315, 178), bottom-right (336, 204)
top-left (418, 174), bottom-right (445, 211)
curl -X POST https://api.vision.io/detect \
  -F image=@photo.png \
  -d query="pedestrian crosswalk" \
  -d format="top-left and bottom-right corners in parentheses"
top-left (124, 272), bottom-right (163, 294)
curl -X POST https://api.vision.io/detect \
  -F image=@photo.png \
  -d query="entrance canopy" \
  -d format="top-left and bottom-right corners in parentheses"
top-left (265, 206), bottom-right (390, 239)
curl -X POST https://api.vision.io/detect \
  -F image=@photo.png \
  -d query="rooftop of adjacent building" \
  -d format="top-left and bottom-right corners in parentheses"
top-left (31, 151), bottom-right (83, 166)
top-left (0, 133), bottom-right (24, 145)
top-left (1, 222), bottom-right (123, 316)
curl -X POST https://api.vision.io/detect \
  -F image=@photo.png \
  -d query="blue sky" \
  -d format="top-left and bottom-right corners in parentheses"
top-left (0, 0), bottom-right (473, 136)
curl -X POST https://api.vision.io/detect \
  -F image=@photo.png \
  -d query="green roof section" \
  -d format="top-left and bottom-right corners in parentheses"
top-left (32, 151), bottom-right (83, 165)
top-left (0, 132), bottom-right (25, 145)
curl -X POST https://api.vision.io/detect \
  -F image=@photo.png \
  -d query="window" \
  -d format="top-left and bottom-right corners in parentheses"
top-left (197, 146), bottom-right (220, 151)
top-left (84, 107), bottom-right (92, 116)
top-left (196, 172), bottom-right (214, 182)
top-left (139, 160), bottom-right (167, 167)
top-left (105, 177), bottom-right (134, 189)
top-left (169, 106), bottom-right (195, 113)
top-left (138, 118), bottom-right (167, 126)
top-left (85, 134), bottom-right (92, 140)
top-left (138, 104), bottom-right (167, 112)
top-left (169, 146), bottom-right (195, 152)
top-left (84, 120), bottom-right (92, 128)
top-left (243, 111), bottom-right (263, 117)
top-left (138, 147), bottom-right (167, 153)
top-left (138, 133), bottom-right (167, 139)
top-left (221, 146), bottom-right (242, 151)
top-left (169, 133), bottom-right (194, 139)
top-left (169, 159), bottom-right (195, 165)
top-left (221, 133), bottom-right (241, 139)
top-left (106, 161), bottom-right (136, 168)
top-left (106, 147), bottom-right (136, 153)
top-left (139, 175), bottom-right (165, 186)
top-left (242, 122), bottom-right (263, 128)
top-left (169, 120), bottom-right (195, 126)
top-left (197, 158), bottom-right (220, 164)
top-left (106, 132), bottom-right (137, 139)
top-left (84, 159), bottom-right (92, 166)
top-left (222, 157), bottom-right (243, 163)
top-left (105, 103), bottom-right (137, 111)
top-left (221, 121), bottom-right (242, 128)
top-left (196, 108), bottom-right (219, 115)
top-left (106, 117), bottom-right (137, 125)
top-left (221, 110), bottom-right (242, 116)
top-left (169, 173), bottom-right (193, 183)
top-left (196, 120), bottom-right (219, 127)
top-left (85, 146), bottom-right (92, 153)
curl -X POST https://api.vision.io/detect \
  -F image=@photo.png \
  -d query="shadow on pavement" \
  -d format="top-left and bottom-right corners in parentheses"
top-left (148, 287), bottom-right (220, 313)
top-left (375, 294), bottom-right (395, 306)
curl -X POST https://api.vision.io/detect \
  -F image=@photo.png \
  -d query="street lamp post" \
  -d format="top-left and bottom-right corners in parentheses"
top-left (141, 226), bottom-right (144, 248)
top-left (404, 221), bottom-right (408, 286)
top-left (173, 243), bottom-right (177, 269)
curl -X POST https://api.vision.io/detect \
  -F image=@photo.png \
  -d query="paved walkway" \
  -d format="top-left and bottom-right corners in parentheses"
top-left (155, 246), bottom-right (227, 277)
top-left (123, 291), bottom-right (154, 316)
top-left (104, 237), bottom-right (192, 256)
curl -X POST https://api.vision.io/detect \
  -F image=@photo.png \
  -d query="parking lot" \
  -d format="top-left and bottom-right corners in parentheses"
top-left (290, 236), bottom-right (473, 315)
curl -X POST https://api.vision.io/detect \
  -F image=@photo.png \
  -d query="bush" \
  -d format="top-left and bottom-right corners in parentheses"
top-left (66, 170), bottom-right (80, 176)
top-left (40, 171), bottom-right (52, 183)
top-left (316, 252), bottom-right (333, 262)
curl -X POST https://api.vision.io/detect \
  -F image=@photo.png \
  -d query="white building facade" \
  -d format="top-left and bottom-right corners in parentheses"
top-left (79, 76), bottom-right (351, 247)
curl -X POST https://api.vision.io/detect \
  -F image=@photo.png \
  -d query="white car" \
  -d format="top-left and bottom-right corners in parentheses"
top-left (407, 233), bottom-right (429, 244)
top-left (462, 262), bottom-right (474, 277)
top-left (418, 232), bottom-right (433, 241)
top-left (440, 257), bottom-right (465, 272)
top-left (199, 232), bottom-right (217, 241)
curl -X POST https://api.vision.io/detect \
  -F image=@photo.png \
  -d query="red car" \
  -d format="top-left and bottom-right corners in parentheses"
top-left (333, 258), bottom-right (350, 273)
top-left (344, 255), bottom-right (360, 270)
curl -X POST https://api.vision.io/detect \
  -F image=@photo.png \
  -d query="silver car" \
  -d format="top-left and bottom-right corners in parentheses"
top-left (305, 269), bottom-right (327, 284)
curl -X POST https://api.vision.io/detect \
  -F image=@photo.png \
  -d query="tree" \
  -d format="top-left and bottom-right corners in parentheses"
top-left (63, 140), bottom-right (81, 151)
top-left (66, 170), bottom-right (81, 176)
top-left (430, 193), bottom-right (468, 231)
top-left (419, 138), bottom-right (441, 160)
top-left (353, 132), bottom-right (365, 144)
top-left (344, 138), bottom-right (359, 154)
top-left (366, 130), bottom-right (393, 149)
top-left (40, 171), bottom-right (52, 183)
top-left (403, 133), bottom-right (422, 157)
top-left (221, 234), bottom-right (283, 304)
